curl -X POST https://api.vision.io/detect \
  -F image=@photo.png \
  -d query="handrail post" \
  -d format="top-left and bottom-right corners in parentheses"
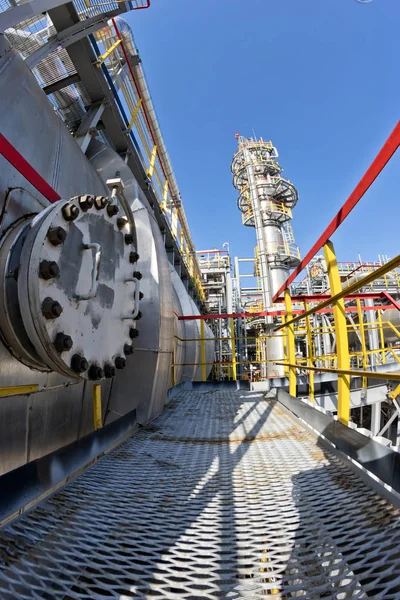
top-left (230, 318), bottom-right (237, 381)
top-left (93, 384), bottom-right (103, 431)
top-left (323, 241), bottom-right (350, 425)
top-left (284, 289), bottom-right (296, 396)
top-left (356, 298), bottom-right (367, 390)
top-left (304, 301), bottom-right (314, 402)
top-left (200, 319), bottom-right (207, 382)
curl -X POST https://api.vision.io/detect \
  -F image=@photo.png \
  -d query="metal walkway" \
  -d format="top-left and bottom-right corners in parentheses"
top-left (0, 390), bottom-right (400, 599)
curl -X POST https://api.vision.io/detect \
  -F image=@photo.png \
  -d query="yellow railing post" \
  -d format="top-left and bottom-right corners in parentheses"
top-left (304, 301), bottom-right (314, 402)
top-left (356, 298), bottom-right (367, 390)
top-left (230, 318), bottom-right (237, 380)
top-left (200, 319), bottom-right (207, 382)
top-left (146, 144), bottom-right (157, 178)
top-left (127, 97), bottom-right (142, 131)
top-left (161, 179), bottom-right (168, 211)
top-left (93, 384), bottom-right (103, 431)
top-left (377, 309), bottom-right (386, 364)
top-left (323, 241), bottom-right (350, 425)
top-left (96, 39), bottom-right (122, 66)
top-left (284, 289), bottom-right (296, 396)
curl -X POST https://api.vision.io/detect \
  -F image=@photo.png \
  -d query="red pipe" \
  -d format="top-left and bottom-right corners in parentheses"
top-left (0, 133), bottom-right (61, 202)
top-left (272, 121), bottom-right (400, 302)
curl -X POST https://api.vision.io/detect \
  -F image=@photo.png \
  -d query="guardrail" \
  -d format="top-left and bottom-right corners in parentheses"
top-left (274, 121), bottom-right (400, 425)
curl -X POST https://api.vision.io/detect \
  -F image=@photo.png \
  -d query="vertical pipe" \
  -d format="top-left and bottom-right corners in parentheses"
top-left (93, 384), bottom-right (103, 431)
top-left (284, 289), bottom-right (296, 396)
top-left (200, 319), bottom-right (206, 382)
top-left (323, 241), bottom-right (350, 425)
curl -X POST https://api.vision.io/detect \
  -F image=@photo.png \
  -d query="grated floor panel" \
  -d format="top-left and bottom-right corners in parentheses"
top-left (0, 390), bottom-right (399, 599)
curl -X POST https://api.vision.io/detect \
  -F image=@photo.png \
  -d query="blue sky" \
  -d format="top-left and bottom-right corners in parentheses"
top-left (128, 0), bottom-right (399, 267)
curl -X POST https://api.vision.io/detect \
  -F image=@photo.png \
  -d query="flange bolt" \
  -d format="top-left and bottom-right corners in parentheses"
top-left (139, 292), bottom-right (144, 300)
top-left (94, 196), bottom-right (107, 210)
top-left (107, 204), bottom-right (119, 217)
top-left (79, 195), bottom-right (94, 212)
top-left (54, 333), bottom-right (73, 352)
top-left (88, 365), bottom-right (104, 380)
top-left (115, 356), bottom-right (126, 369)
top-left (42, 297), bottom-right (63, 319)
top-left (47, 226), bottom-right (67, 246)
top-left (129, 328), bottom-right (139, 339)
top-left (39, 260), bottom-right (60, 280)
top-left (117, 217), bottom-right (128, 230)
top-left (104, 363), bottom-right (116, 378)
top-left (62, 203), bottom-right (79, 221)
top-left (124, 343), bottom-right (134, 355)
top-left (71, 354), bottom-right (88, 373)
top-left (129, 252), bottom-right (139, 264)
top-left (124, 233), bottom-right (134, 245)
top-left (133, 271), bottom-right (142, 280)
top-left (134, 311), bottom-right (142, 321)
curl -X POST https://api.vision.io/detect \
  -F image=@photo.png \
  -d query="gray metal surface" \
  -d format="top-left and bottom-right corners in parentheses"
top-left (0, 389), bottom-right (399, 599)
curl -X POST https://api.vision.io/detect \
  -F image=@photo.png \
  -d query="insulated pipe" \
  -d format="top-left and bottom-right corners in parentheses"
top-left (109, 17), bottom-right (198, 271)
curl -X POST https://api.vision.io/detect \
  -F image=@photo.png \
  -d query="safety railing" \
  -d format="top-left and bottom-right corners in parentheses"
top-left (89, 21), bottom-right (205, 300)
top-left (273, 121), bottom-right (400, 425)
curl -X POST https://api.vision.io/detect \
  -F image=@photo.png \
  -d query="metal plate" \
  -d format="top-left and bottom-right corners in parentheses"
top-left (18, 196), bottom-right (138, 379)
top-left (0, 390), bottom-right (399, 598)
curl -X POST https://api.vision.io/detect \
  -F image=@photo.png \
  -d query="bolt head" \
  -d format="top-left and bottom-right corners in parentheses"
top-left (54, 333), bottom-right (73, 352)
top-left (104, 363), bottom-right (116, 378)
top-left (42, 297), bottom-right (63, 319)
top-left (115, 356), bottom-right (126, 369)
top-left (47, 226), bottom-right (67, 246)
top-left (62, 203), bottom-right (79, 222)
top-left (39, 260), bottom-right (60, 280)
top-left (124, 343), bottom-right (134, 355)
top-left (79, 195), bottom-right (94, 212)
top-left (139, 291), bottom-right (144, 300)
top-left (133, 271), bottom-right (142, 281)
top-left (124, 233), bottom-right (134, 245)
top-left (71, 354), bottom-right (88, 373)
top-left (129, 327), bottom-right (139, 339)
top-left (88, 365), bottom-right (104, 380)
top-left (107, 204), bottom-right (119, 217)
top-left (134, 311), bottom-right (142, 321)
top-left (129, 252), bottom-right (139, 264)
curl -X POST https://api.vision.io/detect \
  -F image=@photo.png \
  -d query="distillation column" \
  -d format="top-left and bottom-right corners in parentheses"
top-left (231, 137), bottom-right (300, 376)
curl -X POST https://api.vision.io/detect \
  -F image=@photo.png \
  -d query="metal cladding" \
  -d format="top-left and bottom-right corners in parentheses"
top-left (0, 40), bottom-right (209, 475)
top-left (231, 137), bottom-right (301, 376)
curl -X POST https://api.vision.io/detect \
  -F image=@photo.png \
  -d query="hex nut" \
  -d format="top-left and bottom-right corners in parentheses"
top-left (115, 356), bottom-right (126, 369)
top-left (117, 217), bottom-right (128, 230)
top-left (88, 365), bottom-right (104, 380)
top-left (39, 260), bottom-right (60, 280)
top-left (104, 363), bottom-right (116, 378)
top-left (42, 297), bottom-right (63, 319)
top-left (107, 204), bottom-right (119, 217)
top-left (134, 311), bottom-right (142, 321)
top-left (47, 226), bottom-right (67, 246)
top-left (79, 195), bottom-right (94, 212)
top-left (71, 354), bottom-right (89, 373)
top-left (129, 252), bottom-right (139, 264)
top-left (124, 233), bottom-right (134, 245)
top-left (139, 291), bottom-right (144, 300)
top-left (124, 343), bottom-right (134, 355)
top-left (129, 328), bottom-right (139, 339)
top-left (133, 271), bottom-right (142, 281)
top-left (94, 196), bottom-right (108, 210)
top-left (62, 203), bottom-right (79, 221)
top-left (54, 333), bottom-right (73, 352)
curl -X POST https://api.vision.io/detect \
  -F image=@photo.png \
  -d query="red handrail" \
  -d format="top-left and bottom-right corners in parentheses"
top-left (272, 121), bottom-right (400, 302)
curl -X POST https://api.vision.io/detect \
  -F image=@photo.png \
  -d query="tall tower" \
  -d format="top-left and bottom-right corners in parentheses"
top-left (231, 136), bottom-right (300, 376)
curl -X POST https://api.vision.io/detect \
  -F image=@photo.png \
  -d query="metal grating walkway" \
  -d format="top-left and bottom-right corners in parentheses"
top-left (0, 390), bottom-right (400, 599)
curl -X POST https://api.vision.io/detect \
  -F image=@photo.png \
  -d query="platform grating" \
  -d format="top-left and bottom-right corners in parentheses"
top-left (0, 390), bottom-right (400, 598)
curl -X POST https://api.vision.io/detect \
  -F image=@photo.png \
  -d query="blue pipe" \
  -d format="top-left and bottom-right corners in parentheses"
top-left (89, 34), bottom-right (142, 158)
